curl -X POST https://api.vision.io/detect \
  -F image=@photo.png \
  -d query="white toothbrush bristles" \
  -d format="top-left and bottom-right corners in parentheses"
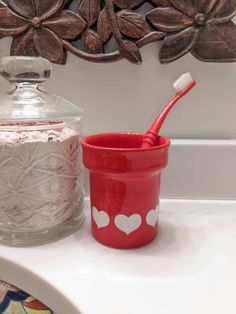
top-left (173, 72), bottom-right (194, 94)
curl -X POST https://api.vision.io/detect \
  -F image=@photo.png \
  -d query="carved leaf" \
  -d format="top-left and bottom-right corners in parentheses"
top-left (34, 0), bottom-right (64, 19)
top-left (43, 10), bottom-right (86, 40)
top-left (192, 21), bottom-right (236, 62)
top-left (114, 0), bottom-right (144, 9)
top-left (118, 10), bottom-right (149, 39)
top-left (209, 0), bottom-right (236, 24)
top-left (136, 30), bottom-right (165, 46)
top-left (11, 28), bottom-right (38, 56)
top-left (81, 28), bottom-right (103, 53)
top-left (150, 0), bottom-right (171, 5)
top-left (7, 0), bottom-right (35, 19)
top-left (119, 40), bottom-right (142, 64)
top-left (147, 7), bottom-right (193, 32)
top-left (160, 26), bottom-right (199, 63)
top-left (195, 0), bottom-right (218, 14)
top-left (0, 5), bottom-right (29, 36)
top-left (97, 8), bottom-right (112, 43)
top-left (78, 0), bottom-right (101, 27)
top-left (34, 27), bottom-right (65, 64)
top-left (171, 0), bottom-right (198, 17)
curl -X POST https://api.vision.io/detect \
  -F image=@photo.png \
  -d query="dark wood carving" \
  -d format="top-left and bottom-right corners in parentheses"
top-left (0, 0), bottom-right (235, 64)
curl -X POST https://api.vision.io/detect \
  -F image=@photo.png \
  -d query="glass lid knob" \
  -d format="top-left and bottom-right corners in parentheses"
top-left (0, 56), bottom-right (52, 83)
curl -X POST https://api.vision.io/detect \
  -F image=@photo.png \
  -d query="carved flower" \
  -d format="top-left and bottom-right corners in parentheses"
top-left (0, 0), bottom-right (86, 63)
top-left (147, 0), bottom-right (236, 63)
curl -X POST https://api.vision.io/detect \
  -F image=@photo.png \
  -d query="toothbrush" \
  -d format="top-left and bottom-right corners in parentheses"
top-left (141, 73), bottom-right (196, 148)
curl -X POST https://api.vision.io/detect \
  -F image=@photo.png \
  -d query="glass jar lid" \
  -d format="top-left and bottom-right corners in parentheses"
top-left (0, 56), bottom-right (83, 122)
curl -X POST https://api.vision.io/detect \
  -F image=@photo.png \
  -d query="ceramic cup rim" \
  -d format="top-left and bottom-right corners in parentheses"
top-left (81, 132), bottom-right (170, 153)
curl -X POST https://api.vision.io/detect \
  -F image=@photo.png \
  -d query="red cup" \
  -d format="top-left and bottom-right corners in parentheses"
top-left (81, 133), bottom-right (170, 249)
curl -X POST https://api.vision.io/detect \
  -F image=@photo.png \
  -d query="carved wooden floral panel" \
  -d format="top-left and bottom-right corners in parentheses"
top-left (0, 0), bottom-right (235, 64)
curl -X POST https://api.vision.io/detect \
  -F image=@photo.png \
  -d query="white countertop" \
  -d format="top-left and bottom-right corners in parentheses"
top-left (1, 198), bottom-right (236, 314)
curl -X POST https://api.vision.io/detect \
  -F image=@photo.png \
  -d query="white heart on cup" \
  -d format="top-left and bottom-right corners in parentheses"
top-left (92, 207), bottom-right (110, 228)
top-left (114, 214), bottom-right (142, 235)
top-left (146, 207), bottom-right (159, 227)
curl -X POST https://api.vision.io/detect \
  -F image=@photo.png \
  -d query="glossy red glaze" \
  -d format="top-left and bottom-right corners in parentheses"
top-left (141, 80), bottom-right (196, 148)
top-left (81, 133), bottom-right (170, 249)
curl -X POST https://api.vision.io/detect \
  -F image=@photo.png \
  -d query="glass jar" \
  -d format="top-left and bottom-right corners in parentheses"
top-left (0, 56), bottom-right (84, 246)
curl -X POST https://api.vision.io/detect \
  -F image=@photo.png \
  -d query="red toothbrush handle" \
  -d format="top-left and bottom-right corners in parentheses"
top-left (141, 96), bottom-right (180, 148)
top-left (141, 131), bottom-right (158, 148)
top-left (141, 80), bottom-right (196, 148)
